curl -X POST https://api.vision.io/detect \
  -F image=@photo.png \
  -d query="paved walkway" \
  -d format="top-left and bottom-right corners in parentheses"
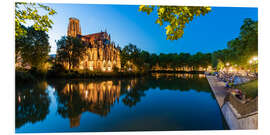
top-left (206, 76), bottom-right (229, 108)
top-left (207, 75), bottom-right (258, 129)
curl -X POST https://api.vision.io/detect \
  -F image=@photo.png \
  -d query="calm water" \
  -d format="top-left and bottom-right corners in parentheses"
top-left (16, 74), bottom-right (227, 133)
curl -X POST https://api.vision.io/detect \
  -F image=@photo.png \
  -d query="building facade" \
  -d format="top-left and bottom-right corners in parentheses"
top-left (65, 17), bottom-right (121, 72)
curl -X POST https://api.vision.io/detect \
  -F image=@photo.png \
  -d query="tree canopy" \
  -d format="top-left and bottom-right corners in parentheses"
top-left (56, 36), bottom-right (87, 71)
top-left (227, 18), bottom-right (258, 66)
top-left (121, 44), bottom-right (212, 71)
top-left (16, 26), bottom-right (51, 69)
top-left (212, 18), bottom-right (258, 69)
top-left (15, 2), bottom-right (56, 37)
top-left (139, 5), bottom-right (211, 40)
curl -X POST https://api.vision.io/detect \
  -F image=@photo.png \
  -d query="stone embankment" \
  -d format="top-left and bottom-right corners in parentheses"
top-left (206, 76), bottom-right (258, 129)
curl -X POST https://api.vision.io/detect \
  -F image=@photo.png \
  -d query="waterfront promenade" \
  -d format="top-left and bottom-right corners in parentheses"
top-left (206, 76), bottom-right (228, 108)
top-left (206, 75), bottom-right (258, 129)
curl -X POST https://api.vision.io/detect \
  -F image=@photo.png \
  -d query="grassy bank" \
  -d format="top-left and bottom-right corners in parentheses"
top-left (233, 80), bottom-right (258, 99)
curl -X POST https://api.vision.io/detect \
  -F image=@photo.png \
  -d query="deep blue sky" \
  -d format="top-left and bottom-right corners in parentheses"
top-left (45, 4), bottom-right (258, 54)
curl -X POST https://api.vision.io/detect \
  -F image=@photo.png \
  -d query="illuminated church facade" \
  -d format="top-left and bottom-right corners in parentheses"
top-left (64, 17), bottom-right (121, 72)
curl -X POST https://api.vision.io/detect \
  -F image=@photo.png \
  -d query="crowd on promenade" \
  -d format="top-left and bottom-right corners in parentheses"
top-left (215, 71), bottom-right (257, 86)
top-left (210, 70), bottom-right (257, 100)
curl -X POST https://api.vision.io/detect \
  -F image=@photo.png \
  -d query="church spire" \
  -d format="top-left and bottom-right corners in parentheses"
top-left (67, 17), bottom-right (81, 37)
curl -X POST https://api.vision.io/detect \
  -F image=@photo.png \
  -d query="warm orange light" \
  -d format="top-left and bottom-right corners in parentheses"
top-left (253, 57), bottom-right (258, 61)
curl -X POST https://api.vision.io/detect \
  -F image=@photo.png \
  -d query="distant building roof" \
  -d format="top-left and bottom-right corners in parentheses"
top-left (69, 17), bottom-right (79, 21)
top-left (81, 32), bottom-right (108, 42)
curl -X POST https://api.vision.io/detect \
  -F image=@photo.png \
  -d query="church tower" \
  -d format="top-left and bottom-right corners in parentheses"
top-left (67, 17), bottom-right (81, 37)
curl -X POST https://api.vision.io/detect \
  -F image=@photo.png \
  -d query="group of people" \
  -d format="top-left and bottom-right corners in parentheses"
top-left (215, 71), bottom-right (257, 86)
top-left (216, 71), bottom-right (234, 85)
top-left (213, 70), bottom-right (257, 100)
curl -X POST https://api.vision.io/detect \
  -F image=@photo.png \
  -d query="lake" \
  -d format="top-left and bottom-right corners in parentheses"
top-left (15, 73), bottom-right (227, 133)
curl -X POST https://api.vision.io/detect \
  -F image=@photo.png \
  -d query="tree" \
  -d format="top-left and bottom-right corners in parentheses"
top-left (15, 2), bottom-right (56, 37)
top-left (211, 53), bottom-right (218, 69)
top-left (227, 18), bottom-right (258, 67)
top-left (56, 36), bottom-right (87, 71)
top-left (211, 18), bottom-right (258, 70)
top-left (216, 60), bottom-right (225, 71)
top-left (178, 53), bottom-right (191, 69)
top-left (138, 50), bottom-right (151, 71)
top-left (149, 53), bottom-right (159, 68)
top-left (120, 43), bottom-right (142, 71)
top-left (16, 26), bottom-right (51, 69)
top-left (139, 5), bottom-right (211, 40)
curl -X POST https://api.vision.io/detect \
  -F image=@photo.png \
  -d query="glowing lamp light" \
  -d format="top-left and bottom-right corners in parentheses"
top-left (226, 62), bottom-right (230, 66)
top-left (127, 85), bottom-right (131, 91)
top-left (253, 57), bottom-right (258, 61)
top-left (85, 91), bottom-right (88, 98)
top-left (229, 67), bottom-right (234, 72)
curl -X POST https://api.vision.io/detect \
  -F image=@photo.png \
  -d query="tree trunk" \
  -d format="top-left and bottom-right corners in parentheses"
top-left (68, 56), bottom-right (71, 72)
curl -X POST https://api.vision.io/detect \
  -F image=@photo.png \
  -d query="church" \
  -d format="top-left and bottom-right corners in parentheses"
top-left (64, 17), bottom-right (121, 72)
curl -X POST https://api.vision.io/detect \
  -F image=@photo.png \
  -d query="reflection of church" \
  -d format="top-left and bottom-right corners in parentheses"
top-left (63, 81), bottom-right (121, 106)
top-left (63, 17), bottom-right (121, 71)
top-left (61, 80), bottom-right (122, 127)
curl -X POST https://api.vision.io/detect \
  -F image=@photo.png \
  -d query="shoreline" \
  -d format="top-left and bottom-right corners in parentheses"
top-left (206, 75), bottom-right (258, 130)
top-left (16, 69), bottom-right (206, 82)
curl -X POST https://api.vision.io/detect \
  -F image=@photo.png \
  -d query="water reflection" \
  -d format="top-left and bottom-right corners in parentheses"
top-left (149, 73), bottom-right (212, 92)
top-left (54, 80), bottom-right (122, 127)
top-left (16, 81), bottom-right (50, 128)
top-left (16, 74), bottom-right (219, 130)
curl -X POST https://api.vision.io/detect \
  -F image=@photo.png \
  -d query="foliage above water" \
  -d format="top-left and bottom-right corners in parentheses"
top-left (139, 5), bottom-right (211, 40)
top-left (15, 2), bottom-right (56, 37)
